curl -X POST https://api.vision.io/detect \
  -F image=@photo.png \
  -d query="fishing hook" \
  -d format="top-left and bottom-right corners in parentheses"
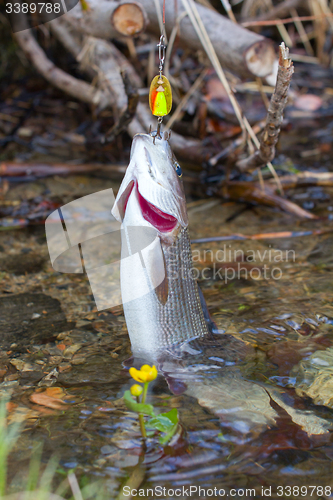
top-left (149, 117), bottom-right (163, 144)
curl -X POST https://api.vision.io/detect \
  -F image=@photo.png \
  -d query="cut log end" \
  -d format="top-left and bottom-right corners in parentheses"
top-left (111, 2), bottom-right (148, 37)
top-left (245, 40), bottom-right (276, 78)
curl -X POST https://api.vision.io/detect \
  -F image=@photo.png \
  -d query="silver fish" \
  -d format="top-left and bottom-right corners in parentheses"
top-left (112, 132), bottom-right (209, 360)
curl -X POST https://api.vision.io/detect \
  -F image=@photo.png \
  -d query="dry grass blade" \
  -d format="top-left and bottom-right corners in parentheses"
top-left (180, 0), bottom-right (246, 134)
top-left (165, 11), bottom-right (187, 78)
top-left (219, 0), bottom-right (237, 22)
top-left (165, 69), bottom-right (208, 129)
top-left (67, 474), bottom-right (84, 500)
top-left (265, 0), bottom-right (293, 47)
top-left (242, 13), bottom-right (333, 27)
top-left (290, 8), bottom-right (314, 56)
top-left (196, 0), bottom-right (215, 8)
top-left (180, 0), bottom-right (283, 191)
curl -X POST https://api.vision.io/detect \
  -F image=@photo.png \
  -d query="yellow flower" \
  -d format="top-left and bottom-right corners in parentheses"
top-left (129, 364), bottom-right (158, 383)
top-left (130, 384), bottom-right (143, 397)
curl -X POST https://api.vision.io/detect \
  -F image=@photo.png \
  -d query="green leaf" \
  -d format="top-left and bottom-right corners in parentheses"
top-left (147, 409), bottom-right (179, 445)
top-left (145, 431), bottom-right (155, 437)
top-left (147, 415), bottom-right (175, 433)
top-left (160, 408), bottom-right (178, 425)
top-left (123, 391), bottom-right (155, 416)
top-left (159, 423), bottom-right (179, 445)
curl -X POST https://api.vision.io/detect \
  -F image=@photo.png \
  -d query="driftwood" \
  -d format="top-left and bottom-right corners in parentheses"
top-left (65, 0), bottom-right (276, 79)
top-left (13, 29), bottom-right (109, 110)
top-left (236, 43), bottom-right (294, 173)
top-left (243, 0), bottom-right (303, 23)
top-left (62, 0), bottom-right (147, 39)
top-left (268, 171), bottom-right (333, 189)
top-left (192, 228), bottom-right (333, 244)
top-left (77, 37), bottom-right (129, 117)
top-left (220, 182), bottom-right (317, 220)
top-left (0, 162), bottom-right (126, 178)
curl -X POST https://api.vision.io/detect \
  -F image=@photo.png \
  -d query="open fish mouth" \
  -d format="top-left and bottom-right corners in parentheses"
top-left (123, 181), bottom-right (178, 233)
top-left (137, 187), bottom-right (178, 232)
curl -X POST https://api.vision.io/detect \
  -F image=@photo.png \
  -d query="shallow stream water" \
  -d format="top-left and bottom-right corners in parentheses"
top-left (1, 170), bottom-right (333, 499)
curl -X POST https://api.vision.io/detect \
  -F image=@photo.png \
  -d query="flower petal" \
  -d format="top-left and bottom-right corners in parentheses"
top-left (129, 367), bottom-right (144, 383)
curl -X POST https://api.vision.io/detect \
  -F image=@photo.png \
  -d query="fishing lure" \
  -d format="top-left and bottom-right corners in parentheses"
top-left (148, 0), bottom-right (172, 139)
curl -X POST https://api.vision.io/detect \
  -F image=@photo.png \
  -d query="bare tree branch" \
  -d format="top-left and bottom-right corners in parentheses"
top-left (14, 27), bottom-right (109, 110)
top-left (236, 43), bottom-right (294, 173)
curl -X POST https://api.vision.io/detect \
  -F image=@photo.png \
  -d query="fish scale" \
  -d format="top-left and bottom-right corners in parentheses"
top-left (158, 227), bottom-right (209, 349)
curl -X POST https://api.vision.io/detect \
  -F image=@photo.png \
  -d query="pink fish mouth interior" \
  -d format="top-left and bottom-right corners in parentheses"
top-left (123, 182), bottom-right (178, 232)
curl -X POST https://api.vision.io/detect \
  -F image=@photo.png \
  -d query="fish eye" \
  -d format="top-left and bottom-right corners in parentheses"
top-left (174, 162), bottom-right (182, 177)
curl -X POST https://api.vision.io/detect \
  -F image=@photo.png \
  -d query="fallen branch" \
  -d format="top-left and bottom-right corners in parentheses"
top-left (236, 43), bottom-right (294, 173)
top-left (243, 0), bottom-right (303, 23)
top-left (0, 162), bottom-right (126, 179)
top-left (65, 0), bottom-right (276, 78)
top-left (97, 71), bottom-right (139, 144)
top-left (77, 36), bottom-right (128, 118)
top-left (50, 19), bottom-right (139, 136)
top-left (63, 0), bottom-right (148, 39)
top-left (219, 181), bottom-right (317, 219)
top-left (192, 228), bottom-right (333, 244)
top-left (14, 23), bottom-right (109, 111)
top-left (268, 171), bottom-right (333, 189)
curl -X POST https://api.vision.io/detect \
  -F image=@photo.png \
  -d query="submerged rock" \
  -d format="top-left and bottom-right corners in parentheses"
top-left (0, 253), bottom-right (45, 275)
top-left (291, 347), bottom-right (333, 408)
top-left (0, 293), bottom-right (73, 349)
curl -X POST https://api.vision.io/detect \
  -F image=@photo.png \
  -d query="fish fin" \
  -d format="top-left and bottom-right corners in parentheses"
top-left (155, 251), bottom-right (169, 305)
top-left (165, 376), bottom-right (188, 395)
top-left (197, 284), bottom-right (218, 334)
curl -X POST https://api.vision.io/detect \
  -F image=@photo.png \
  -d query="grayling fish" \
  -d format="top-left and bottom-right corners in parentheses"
top-left (112, 132), bottom-right (330, 436)
top-left (112, 132), bottom-right (209, 360)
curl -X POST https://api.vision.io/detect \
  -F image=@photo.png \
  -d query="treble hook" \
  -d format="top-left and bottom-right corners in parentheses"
top-left (150, 117), bottom-right (163, 144)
